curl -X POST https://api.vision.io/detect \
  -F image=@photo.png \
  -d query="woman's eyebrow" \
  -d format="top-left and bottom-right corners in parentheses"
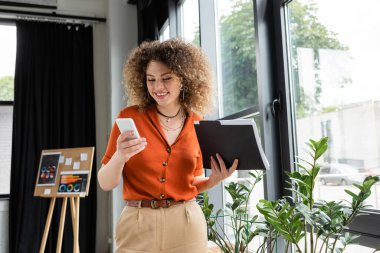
top-left (146, 72), bottom-right (172, 77)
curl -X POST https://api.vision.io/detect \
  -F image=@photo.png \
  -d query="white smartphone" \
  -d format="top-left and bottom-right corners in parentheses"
top-left (115, 118), bottom-right (140, 139)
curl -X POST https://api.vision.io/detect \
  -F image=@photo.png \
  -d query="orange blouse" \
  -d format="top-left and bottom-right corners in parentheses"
top-left (101, 105), bottom-right (204, 201)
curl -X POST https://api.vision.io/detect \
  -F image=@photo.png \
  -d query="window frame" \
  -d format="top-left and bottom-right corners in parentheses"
top-left (197, 0), bottom-right (287, 249)
top-left (175, 0), bottom-right (288, 249)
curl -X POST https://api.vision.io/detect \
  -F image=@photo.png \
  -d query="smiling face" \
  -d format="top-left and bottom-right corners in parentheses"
top-left (146, 61), bottom-right (182, 111)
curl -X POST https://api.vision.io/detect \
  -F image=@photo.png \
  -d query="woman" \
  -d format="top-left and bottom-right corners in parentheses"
top-left (98, 38), bottom-right (238, 253)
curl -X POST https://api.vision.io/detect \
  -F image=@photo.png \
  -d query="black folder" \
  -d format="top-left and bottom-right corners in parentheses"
top-left (194, 120), bottom-right (269, 170)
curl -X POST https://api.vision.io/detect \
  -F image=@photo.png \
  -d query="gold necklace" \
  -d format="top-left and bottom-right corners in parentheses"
top-left (160, 123), bottom-right (183, 132)
top-left (159, 115), bottom-right (185, 131)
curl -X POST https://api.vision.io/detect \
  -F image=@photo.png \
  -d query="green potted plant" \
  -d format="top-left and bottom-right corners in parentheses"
top-left (257, 137), bottom-right (379, 252)
top-left (202, 170), bottom-right (267, 253)
top-left (202, 137), bottom-right (379, 253)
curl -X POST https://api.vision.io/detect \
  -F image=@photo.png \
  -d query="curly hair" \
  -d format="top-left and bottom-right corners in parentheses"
top-left (123, 38), bottom-right (214, 115)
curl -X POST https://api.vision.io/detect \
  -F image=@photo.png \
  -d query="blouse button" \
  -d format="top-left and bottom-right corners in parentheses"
top-left (159, 194), bottom-right (165, 199)
top-left (162, 161), bottom-right (168, 167)
top-left (160, 177), bottom-right (166, 183)
top-left (166, 147), bottom-right (171, 153)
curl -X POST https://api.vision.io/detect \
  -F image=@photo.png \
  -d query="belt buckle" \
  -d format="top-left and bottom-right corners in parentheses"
top-left (150, 200), bottom-right (159, 209)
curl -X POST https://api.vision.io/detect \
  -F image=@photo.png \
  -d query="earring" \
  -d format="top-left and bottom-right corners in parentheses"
top-left (180, 84), bottom-right (186, 101)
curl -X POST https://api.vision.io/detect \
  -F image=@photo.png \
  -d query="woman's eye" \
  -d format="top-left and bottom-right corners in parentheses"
top-left (162, 77), bottom-right (172, 81)
top-left (147, 79), bottom-right (155, 82)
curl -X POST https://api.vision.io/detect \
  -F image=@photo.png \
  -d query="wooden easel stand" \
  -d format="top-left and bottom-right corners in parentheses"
top-left (39, 196), bottom-right (80, 253)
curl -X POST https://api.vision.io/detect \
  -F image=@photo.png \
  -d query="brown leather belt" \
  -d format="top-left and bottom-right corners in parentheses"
top-left (125, 199), bottom-right (185, 209)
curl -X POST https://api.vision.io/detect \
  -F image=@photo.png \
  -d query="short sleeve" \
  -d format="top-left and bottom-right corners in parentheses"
top-left (101, 114), bottom-right (122, 165)
top-left (193, 149), bottom-right (204, 177)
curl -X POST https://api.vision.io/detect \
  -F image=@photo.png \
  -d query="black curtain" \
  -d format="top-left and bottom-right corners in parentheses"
top-left (133, 0), bottom-right (169, 43)
top-left (9, 21), bottom-right (96, 253)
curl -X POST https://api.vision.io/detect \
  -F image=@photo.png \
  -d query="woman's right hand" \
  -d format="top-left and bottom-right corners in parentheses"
top-left (115, 131), bottom-right (147, 163)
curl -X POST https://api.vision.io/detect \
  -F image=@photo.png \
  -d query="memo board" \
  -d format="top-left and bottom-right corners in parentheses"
top-left (34, 147), bottom-right (95, 198)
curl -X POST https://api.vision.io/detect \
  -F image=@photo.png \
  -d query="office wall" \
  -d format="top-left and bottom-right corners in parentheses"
top-left (93, 21), bottom-right (110, 253)
top-left (107, 1), bottom-right (138, 252)
top-left (58, 0), bottom-right (106, 16)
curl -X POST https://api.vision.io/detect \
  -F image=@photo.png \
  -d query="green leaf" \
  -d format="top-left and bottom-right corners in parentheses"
top-left (344, 189), bottom-right (358, 199)
top-left (315, 143), bottom-right (328, 160)
top-left (353, 183), bottom-right (364, 191)
top-left (295, 156), bottom-right (314, 167)
top-left (286, 187), bottom-right (309, 202)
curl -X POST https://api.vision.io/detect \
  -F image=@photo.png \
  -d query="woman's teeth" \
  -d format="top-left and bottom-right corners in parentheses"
top-left (155, 92), bottom-right (168, 97)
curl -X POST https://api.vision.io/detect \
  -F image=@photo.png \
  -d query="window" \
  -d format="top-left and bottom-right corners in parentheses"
top-left (216, 0), bottom-right (257, 117)
top-left (176, 0), bottom-right (380, 250)
top-left (0, 23), bottom-right (16, 196)
top-left (178, 0), bottom-right (263, 250)
top-left (179, 0), bottom-right (200, 45)
top-left (287, 0), bottom-right (380, 210)
top-left (215, 0), bottom-right (262, 251)
top-left (285, 0), bottom-right (380, 250)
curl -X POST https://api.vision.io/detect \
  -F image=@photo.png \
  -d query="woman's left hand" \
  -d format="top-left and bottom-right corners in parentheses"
top-left (209, 153), bottom-right (238, 185)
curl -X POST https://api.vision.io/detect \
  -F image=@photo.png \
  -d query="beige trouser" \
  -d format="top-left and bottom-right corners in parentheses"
top-left (115, 200), bottom-right (208, 253)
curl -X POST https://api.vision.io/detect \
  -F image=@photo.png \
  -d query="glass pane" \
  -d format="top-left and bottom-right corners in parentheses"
top-left (0, 24), bottom-right (16, 101)
top-left (0, 106), bottom-right (13, 195)
top-left (216, 0), bottom-right (257, 117)
top-left (180, 0), bottom-right (200, 45)
top-left (287, 0), bottom-right (380, 209)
